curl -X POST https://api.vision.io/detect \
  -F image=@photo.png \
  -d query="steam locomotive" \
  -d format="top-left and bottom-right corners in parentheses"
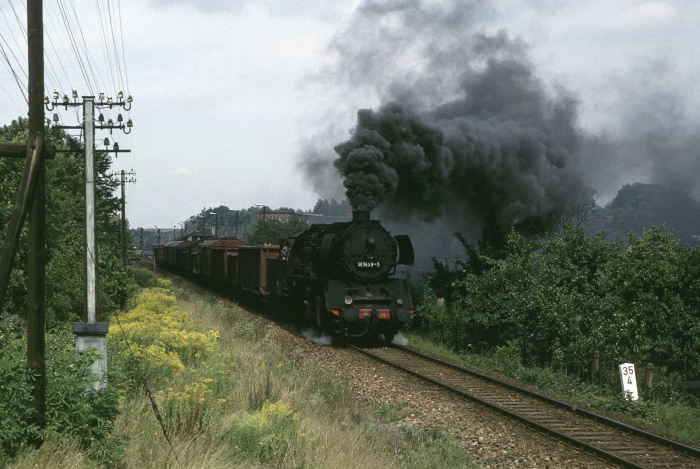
top-left (154, 210), bottom-right (415, 342)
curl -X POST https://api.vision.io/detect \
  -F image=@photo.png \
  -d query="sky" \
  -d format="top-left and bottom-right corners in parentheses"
top-left (2, 0), bottom-right (700, 236)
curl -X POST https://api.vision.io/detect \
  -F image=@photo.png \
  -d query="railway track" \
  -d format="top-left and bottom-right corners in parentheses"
top-left (131, 251), bottom-right (155, 268)
top-left (351, 344), bottom-right (700, 469)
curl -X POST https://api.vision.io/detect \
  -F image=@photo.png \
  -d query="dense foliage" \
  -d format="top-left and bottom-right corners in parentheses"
top-left (418, 224), bottom-right (700, 381)
top-left (247, 217), bottom-right (309, 246)
top-left (591, 183), bottom-right (700, 245)
top-left (110, 282), bottom-right (219, 387)
top-left (0, 117), bottom-right (133, 462)
top-left (0, 118), bottom-right (132, 325)
top-left (0, 330), bottom-right (120, 464)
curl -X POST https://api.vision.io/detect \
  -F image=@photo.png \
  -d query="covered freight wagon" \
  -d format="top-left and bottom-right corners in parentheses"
top-left (199, 239), bottom-right (247, 283)
top-left (236, 245), bottom-right (280, 295)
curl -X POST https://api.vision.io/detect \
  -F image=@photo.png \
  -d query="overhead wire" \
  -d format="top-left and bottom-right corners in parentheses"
top-left (1, 0), bottom-right (134, 170)
top-left (0, 41), bottom-right (28, 107)
top-left (44, 3), bottom-right (76, 100)
top-left (107, 0), bottom-right (125, 95)
top-left (62, 0), bottom-right (98, 95)
top-left (95, 0), bottom-right (116, 95)
top-left (0, 1), bottom-right (28, 106)
top-left (1, 0), bottom-right (28, 71)
top-left (94, 0), bottom-right (121, 142)
top-left (98, 0), bottom-right (133, 170)
top-left (117, 0), bottom-right (129, 95)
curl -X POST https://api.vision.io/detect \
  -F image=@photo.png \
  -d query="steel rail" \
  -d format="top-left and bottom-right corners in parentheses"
top-left (397, 345), bottom-right (700, 460)
top-left (351, 344), bottom-right (700, 469)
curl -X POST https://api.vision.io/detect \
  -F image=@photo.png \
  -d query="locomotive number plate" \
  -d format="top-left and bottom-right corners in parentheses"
top-left (357, 261), bottom-right (381, 268)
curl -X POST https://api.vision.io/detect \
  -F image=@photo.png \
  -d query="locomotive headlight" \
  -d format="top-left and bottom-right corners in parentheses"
top-left (396, 298), bottom-right (403, 306)
top-left (344, 296), bottom-right (353, 306)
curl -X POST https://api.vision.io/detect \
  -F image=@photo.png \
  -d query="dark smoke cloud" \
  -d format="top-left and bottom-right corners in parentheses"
top-left (331, 23), bottom-right (593, 234)
top-left (301, 0), bottom-right (700, 251)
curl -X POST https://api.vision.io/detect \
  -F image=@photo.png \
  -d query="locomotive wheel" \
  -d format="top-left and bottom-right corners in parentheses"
top-left (384, 332), bottom-right (395, 345)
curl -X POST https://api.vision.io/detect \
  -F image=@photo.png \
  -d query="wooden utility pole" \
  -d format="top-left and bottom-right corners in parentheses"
top-left (27, 0), bottom-right (47, 432)
top-left (0, 0), bottom-right (48, 434)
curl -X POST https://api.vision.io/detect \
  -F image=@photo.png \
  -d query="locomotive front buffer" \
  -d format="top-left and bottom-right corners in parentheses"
top-left (324, 279), bottom-right (414, 343)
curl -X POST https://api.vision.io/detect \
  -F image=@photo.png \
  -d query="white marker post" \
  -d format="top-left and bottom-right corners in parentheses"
top-left (619, 363), bottom-right (639, 401)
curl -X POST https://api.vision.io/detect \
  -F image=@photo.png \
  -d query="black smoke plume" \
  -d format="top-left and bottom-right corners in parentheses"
top-left (302, 0), bottom-right (700, 253)
top-left (331, 28), bottom-right (593, 245)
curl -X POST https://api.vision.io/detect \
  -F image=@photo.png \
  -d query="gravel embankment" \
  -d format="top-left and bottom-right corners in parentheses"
top-left (265, 323), bottom-right (612, 468)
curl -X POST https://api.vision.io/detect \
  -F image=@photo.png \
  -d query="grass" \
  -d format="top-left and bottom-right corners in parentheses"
top-left (403, 331), bottom-right (700, 446)
top-left (8, 270), bottom-right (478, 468)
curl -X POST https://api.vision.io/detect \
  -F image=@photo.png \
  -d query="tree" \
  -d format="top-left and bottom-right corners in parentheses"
top-left (247, 218), bottom-right (308, 246)
top-left (312, 198), bottom-right (351, 217)
top-left (416, 218), bottom-right (700, 380)
top-left (0, 118), bottom-right (129, 326)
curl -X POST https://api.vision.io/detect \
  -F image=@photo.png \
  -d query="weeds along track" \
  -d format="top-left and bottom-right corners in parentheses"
top-left (351, 344), bottom-right (700, 469)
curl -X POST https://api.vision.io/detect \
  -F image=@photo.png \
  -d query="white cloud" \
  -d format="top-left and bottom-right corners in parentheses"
top-left (603, 2), bottom-right (676, 30)
top-left (172, 168), bottom-right (193, 176)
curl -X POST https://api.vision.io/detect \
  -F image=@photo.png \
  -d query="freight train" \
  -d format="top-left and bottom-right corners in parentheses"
top-left (153, 210), bottom-right (415, 342)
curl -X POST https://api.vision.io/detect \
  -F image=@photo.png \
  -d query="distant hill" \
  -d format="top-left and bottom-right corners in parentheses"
top-left (588, 183), bottom-right (700, 245)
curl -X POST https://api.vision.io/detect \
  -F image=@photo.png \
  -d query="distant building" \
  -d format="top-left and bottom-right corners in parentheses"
top-left (300, 213), bottom-right (324, 224)
top-left (257, 209), bottom-right (352, 225)
top-left (258, 209), bottom-right (296, 223)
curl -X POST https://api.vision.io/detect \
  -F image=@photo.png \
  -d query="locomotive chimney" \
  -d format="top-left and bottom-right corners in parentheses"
top-left (352, 210), bottom-right (371, 222)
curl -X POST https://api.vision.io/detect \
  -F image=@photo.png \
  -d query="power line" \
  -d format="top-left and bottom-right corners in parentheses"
top-left (0, 40), bottom-right (27, 105)
top-left (116, 0), bottom-right (129, 93)
top-left (0, 1), bottom-right (29, 98)
top-left (44, 0), bottom-right (90, 97)
top-left (0, 1), bottom-right (132, 130)
top-left (44, 9), bottom-right (74, 96)
top-left (0, 1), bottom-right (28, 68)
top-left (0, 79), bottom-right (25, 115)
top-left (96, 0), bottom-right (117, 94)
top-left (61, 0), bottom-right (99, 94)
top-left (107, 0), bottom-right (125, 94)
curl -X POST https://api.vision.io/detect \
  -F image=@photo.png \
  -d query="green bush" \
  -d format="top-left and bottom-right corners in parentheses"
top-left (1, 118), bottom-right (130, 327)
top-left (0, 345), bottom-right (42, 462)
top-left (0, 333), bottom-right (121, 465)
top-left (45, 348), bottom-right (120, 448)
top-left (419, 224), bottom-right (700, 382)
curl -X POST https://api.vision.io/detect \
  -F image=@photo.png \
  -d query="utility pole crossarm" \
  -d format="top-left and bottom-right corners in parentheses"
top-left (0, 142), bottom-right (55, 159)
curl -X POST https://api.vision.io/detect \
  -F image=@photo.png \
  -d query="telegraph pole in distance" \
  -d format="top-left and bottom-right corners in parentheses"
top-left (111, 169), bottom-right (136, 267)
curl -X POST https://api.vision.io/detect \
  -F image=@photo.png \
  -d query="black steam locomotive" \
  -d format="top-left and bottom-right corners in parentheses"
top-left (154, 210), bottom-right (415, 342)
